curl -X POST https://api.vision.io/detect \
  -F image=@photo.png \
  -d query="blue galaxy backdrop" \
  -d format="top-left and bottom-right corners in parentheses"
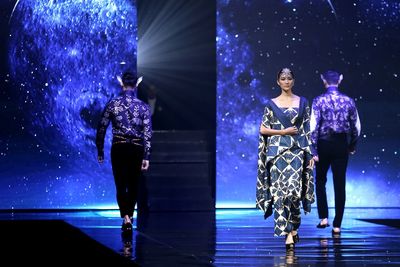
top-left (217, 0), bottom-right (400, 207)
top-left (1, 0), bottom-right (137, 208)
top-left (1, 0), bottom-right (399, 209)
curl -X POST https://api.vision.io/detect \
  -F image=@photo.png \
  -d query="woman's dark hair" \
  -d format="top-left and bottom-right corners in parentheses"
top-left (277, 68), bottom-right (295, 80)
top-left (122, 71), bottom-right (138, 87)
top-left (321, 70), bottom-right (340, 84)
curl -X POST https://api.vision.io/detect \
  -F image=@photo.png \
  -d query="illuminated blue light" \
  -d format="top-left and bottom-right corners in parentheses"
top-left (216, 0), bottom-right (400, 208)
top-left (7, 0), bottom-right (137, 208)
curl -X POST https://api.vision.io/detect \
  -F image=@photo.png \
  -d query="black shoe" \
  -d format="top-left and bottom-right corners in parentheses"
top-left (293, 233), bottom-right (300, 243)
top-left (316, 222), bottom-right (330, 228)
top-left (331, 229), bottom-right (341, 237)
top-left (121, 222), bottom-right (132, 232)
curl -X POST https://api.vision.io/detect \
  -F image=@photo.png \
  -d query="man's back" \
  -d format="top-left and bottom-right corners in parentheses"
top-left (96, 89), bottom-right (152, 161)
top-left (105, 91), bottom-right (151, 138)
top-left (312, 87), bottom-right (359, 140)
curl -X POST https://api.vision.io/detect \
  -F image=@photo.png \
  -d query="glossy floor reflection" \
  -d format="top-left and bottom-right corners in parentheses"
top-left (1, 208), bottom-right (399, 266)
top-left (214, 209), bottom-right (400, 266)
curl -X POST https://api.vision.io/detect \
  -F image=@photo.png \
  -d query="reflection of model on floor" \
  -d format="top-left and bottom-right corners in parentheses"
top-left (121, 231), bottom-right (134, 259)
top-left (317, 236), bottom-right (344, 263)
top-left (285, 247), bottom-right (297, 265)
top-left (0, 209), bottom-right (399, 265)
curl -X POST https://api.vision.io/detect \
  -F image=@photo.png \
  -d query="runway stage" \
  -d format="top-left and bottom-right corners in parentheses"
top-left (1, 208), bottom-right (399, 266)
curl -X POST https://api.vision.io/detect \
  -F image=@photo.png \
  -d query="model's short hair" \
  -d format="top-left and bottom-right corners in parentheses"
top-left (322, 70), bottom-right (340, 84)
top-left (122, 71), bottom-right (138, 87)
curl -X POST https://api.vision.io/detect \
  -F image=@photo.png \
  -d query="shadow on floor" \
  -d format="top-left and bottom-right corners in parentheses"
top-left (0, 220), bottom-right (138, 265)
top-left (357, 219), bottom-right (400, 229)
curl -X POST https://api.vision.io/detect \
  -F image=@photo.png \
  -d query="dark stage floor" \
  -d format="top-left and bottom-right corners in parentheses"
top-left (0, 208), bottom-right (399, 266)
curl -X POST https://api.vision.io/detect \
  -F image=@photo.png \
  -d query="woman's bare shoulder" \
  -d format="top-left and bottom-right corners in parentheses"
top-left (270, 96), bottom-right (279, 104)
top-left (292, 94), bottom-right (301, 100)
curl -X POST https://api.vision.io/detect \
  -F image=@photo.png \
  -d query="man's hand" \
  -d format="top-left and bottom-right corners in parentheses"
top-left (349, 150), bottom-right (356, 155)
top-left (313, 155), bottom-right (319, 162)
top-left (141, 160), bottom-right (150, 171)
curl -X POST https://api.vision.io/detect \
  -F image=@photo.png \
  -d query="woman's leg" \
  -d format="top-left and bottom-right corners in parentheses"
top-left (289, 198), bottom-right (301, 243)
top-left (273, 197), bottom-right (296, 238)
top-left (290, 198), bottom-right (301, 229)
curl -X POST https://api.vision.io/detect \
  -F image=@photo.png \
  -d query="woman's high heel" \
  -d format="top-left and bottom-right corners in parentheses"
top-left (286, 243), bottom-right (295, 251)
top-left (285, 233), bottom-right (295, 251)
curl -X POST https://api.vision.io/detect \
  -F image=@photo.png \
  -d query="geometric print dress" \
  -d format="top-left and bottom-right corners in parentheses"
top-left (256, 98), bottom-right (315, 237)
top-left (269, 108), bottom-right (305, 236)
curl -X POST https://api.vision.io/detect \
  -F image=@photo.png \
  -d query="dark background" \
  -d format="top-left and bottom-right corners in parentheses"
top-left (137, 0), bottom-right (216, 130)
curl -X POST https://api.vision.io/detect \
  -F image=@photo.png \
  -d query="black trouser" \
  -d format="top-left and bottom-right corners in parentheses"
top-left (315, 134), bottom-right (349, 228)
top-left (111, 143), bottom-right (144, 218)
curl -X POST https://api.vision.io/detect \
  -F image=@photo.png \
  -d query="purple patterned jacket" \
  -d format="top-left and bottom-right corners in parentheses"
top-left (310, 86), bottom-right (361, 155)
top-left (96, 90), bottom-right (152, 160)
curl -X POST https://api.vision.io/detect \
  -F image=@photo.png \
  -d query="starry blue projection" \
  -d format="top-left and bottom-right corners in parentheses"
top-left (1, 0), bottom-right (137, 208)
top-left (217, 0), bottom-right (400, 208)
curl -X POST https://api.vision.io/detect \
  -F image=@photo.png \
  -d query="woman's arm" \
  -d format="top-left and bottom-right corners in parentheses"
top-left (260, 124), bottom-right (298, 136)
top-left (260, 104), bottom-right (298, 136)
